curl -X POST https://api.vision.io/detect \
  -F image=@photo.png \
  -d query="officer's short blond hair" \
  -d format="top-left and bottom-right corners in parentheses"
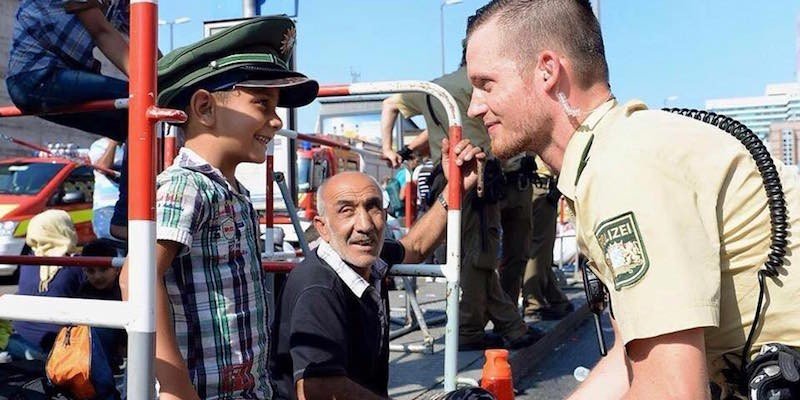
top-left (466, 0), bottom-right (609, 89)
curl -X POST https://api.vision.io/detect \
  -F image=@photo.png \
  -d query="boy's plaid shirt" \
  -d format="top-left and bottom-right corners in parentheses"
top-left (8, 0), bottom-right (130, 77)
top-left (157, 148), bottom-right (272, 399)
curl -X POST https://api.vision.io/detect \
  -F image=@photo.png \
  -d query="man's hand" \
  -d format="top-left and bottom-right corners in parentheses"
top-left (441, 138), bottom-right (486, 191)
top-left (382, 148), bottom-right (403, 168)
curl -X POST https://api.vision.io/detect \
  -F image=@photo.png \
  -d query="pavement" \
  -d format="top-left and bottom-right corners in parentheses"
top-left (386, 277), bottom-right (590, 400)
top-left (0, 271), bottom-right (593, 400)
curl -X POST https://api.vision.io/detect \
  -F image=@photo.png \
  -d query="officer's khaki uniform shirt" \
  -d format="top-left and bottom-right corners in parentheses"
top-left (557, 99), bottom-right (800, 391)
top-left (390, 66), bottom-right (492, 162)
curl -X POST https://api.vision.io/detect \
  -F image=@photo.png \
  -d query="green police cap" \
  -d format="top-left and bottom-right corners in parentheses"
top-left (158, 15), bottom-right (318, 109)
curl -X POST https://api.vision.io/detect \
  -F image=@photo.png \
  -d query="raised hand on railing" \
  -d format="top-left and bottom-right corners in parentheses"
top-left (441, 137), bottom-right (486, 192)
top-left (382, 147), bottom-right (404, 168)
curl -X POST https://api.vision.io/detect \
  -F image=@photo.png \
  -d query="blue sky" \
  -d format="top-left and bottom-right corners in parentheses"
top-left (157, 1), bottom-right (800, 132)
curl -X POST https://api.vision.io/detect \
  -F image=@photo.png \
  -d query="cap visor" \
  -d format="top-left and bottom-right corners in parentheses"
top-left (236, 76), bottom-right (319, 107)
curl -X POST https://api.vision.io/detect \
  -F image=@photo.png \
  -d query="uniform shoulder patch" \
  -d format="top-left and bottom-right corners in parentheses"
top-left (595, 212), bottom-right (649, 290)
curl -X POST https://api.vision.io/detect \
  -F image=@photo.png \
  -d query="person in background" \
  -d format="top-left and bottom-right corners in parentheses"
top-left (88, 138), bottom-right (124, 242)
top-left (6, 0), bottom-right (132, 241)
top-left (8, 210), bottom-right (81, 360)
top-left (79, 239), bottom-right (126, 394)
top-left (521, 159), bottom-right (573, 321)
top-left (380, 39), bottom-right (541, 351)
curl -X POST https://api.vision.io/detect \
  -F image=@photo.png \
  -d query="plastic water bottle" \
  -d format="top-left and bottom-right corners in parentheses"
top-left (573, 366), bottom-right (590, 382)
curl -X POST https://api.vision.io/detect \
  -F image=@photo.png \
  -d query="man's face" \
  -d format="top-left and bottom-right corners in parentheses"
top-left (466, 19), bottom-right (551, 159)
top-left (84, 266), bottom-right (119, 291)
top-left (315, 173), bottom-right (386, 272)
top-left (214, 87), bottom-right (283, 164)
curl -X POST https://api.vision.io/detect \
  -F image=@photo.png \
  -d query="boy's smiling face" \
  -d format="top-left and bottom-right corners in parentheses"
top-left (213, 86), bottom-right (283, 165)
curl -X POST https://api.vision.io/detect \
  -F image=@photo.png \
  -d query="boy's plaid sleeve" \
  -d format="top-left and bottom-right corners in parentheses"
top-left (156, 171), bottom-right (207, 256)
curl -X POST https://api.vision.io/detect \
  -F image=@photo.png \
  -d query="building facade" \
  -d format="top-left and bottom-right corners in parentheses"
top-left (0, 1), bottom-right (125, 157)
top-left (706, 83), bottom-right (800, 144)
top-left (769, 120), bottom-right (800, 167)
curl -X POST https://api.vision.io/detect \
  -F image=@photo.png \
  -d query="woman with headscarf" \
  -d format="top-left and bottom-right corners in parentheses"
top-left (7, 210), bottom-right (82, 359)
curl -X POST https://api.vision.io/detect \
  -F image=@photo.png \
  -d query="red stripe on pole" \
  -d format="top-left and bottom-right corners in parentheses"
top-left (317, 85), bottom-right (351, 97)
top-left (129, 2), bottom-right (158, 221)
top-left (405, 180), bottom-right (416, 227)
top-left (447, 126), bottom-right (463, 210)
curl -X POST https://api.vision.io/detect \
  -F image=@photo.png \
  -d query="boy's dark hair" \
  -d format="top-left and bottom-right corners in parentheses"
top-left (81, 239), bottom-right (118, 258)
top-left (466, 0), bottom-right (608, 89)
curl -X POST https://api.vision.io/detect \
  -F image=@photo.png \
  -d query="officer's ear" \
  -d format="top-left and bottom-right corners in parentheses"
top-left (536, 51), bottom-right (560, 93)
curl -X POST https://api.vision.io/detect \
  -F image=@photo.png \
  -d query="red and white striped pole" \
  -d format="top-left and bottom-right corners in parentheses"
top-left (127, 1), bottom-right (158, 397)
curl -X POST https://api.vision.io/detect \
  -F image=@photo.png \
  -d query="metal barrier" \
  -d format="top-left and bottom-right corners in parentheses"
top-left (0, 2), bottom-right (185, 399)
top-left (317, 82), bottom-right (464, 391)
top-left (0, 36), bottom-right (465, 398)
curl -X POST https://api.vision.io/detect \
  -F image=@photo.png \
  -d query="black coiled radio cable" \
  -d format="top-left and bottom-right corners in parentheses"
top-left (663, 108), bottom-right (788, 377)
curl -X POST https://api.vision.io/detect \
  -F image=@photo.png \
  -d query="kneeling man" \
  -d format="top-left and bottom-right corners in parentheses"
top-left (271, 140), bottom-right (484, 400)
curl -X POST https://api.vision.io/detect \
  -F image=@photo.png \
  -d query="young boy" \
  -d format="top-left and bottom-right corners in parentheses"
top-left (120, 16), bottom-right (318, 399)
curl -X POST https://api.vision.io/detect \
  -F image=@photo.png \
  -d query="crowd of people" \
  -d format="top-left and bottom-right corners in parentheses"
top-left (0, 0), bottom-right (799, 400)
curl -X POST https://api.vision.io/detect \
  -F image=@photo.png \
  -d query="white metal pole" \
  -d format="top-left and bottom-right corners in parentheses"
top-left (243, 0), bottom-right (257, 17)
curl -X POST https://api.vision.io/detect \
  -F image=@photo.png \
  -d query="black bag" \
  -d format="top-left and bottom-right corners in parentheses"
top-left (0, 360), bottom-right (68, 400)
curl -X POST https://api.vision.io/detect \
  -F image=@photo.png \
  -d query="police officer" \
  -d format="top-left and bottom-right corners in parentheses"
top-left (519, 158), bottom-right (573, 320)
top-left (380, 46), bottom-right (541, 350)
top-left (465, 1), bottom-right (800, 398)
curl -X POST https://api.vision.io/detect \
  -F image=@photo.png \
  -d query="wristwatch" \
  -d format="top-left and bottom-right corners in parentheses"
top-left (437, 193), bottom-right (448, 210)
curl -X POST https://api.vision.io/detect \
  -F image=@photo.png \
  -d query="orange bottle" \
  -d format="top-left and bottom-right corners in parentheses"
top-left (481, 349), bottom-right (514, 400)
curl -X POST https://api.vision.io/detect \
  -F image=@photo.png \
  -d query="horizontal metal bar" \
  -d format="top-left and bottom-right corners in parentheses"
top-left (389, 342), bottom-right (434, 354)
top-left (389, 264), bottom-right (446, 278)
top-left (276, 129), bottom-right (385, 159)
top-left (0, 295), bottom-right (130, 328)
top-left (0, 98), bottom-right (129, 118)
top-left (261, 262), bottom-right (448, 278)
top-left (0, 255), bottom-right (125, 268)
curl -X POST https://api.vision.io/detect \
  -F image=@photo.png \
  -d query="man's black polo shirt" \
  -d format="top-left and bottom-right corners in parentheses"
top-left (271, 239), bottom-right (405, 400)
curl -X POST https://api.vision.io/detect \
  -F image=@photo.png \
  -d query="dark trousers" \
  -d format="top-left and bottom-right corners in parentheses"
top-left (7, 68), bottom-right (129, 228)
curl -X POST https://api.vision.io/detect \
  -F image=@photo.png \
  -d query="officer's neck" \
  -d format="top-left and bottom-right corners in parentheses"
top-left (544, 84), bottom-right (613, 174)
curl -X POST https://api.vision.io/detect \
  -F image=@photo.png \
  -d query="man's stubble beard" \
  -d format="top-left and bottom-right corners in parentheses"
top-left (491, 97), bottom-right (553, 160)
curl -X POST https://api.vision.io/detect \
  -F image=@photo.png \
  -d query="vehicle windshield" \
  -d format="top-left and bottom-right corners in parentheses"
top-left (297, 157), bottom-right (311, 192)
top-left (0, 162), bottom-right (64, 195)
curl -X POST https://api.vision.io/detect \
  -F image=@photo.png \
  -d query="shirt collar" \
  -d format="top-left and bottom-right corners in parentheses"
top-left (316, 240), bottom-right (388, 298)
top-left (173, 147), bottom-right (249, 196)
top-left (557, 99), bottom-right (617, 200)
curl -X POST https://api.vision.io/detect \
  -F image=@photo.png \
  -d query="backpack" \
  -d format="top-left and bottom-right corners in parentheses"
top-left (45, 326), bottom-right (117, 400)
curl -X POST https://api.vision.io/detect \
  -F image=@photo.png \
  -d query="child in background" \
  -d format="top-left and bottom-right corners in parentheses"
top-left (80, 239), bottom-right (121, 301)
top-left (79, 239), bottom-right (126, 392)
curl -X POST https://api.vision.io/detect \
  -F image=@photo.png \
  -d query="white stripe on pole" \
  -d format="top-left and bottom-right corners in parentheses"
top-left (0, 295), bottom-right (130, 328)
top-left (127, 220), bottom-right (156, 333)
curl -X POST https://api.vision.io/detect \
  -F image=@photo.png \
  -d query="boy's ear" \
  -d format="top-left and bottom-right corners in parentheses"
top-left (188, 89), bottom-right (216, 128)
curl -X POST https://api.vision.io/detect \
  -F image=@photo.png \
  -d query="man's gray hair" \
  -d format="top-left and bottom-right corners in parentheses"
top-left (466, 0), bottom-right (608, 89)
top-left (315, 173), bottom-right (384, 218)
